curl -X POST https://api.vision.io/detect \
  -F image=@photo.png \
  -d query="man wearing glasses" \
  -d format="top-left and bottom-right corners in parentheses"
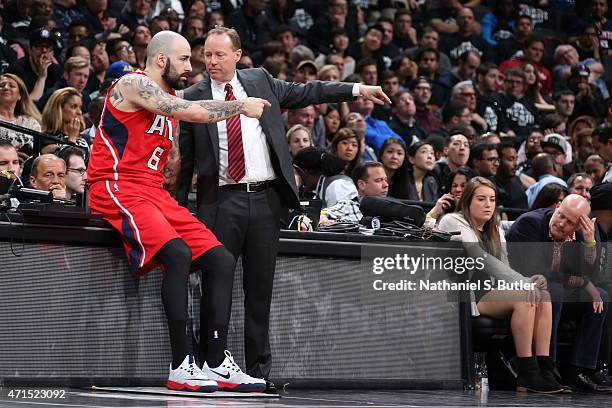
top-left (58, 147), bottom-right (87, 201)
top-left (469, 142), bottom-right (500, 178)
top-left (109, 39), bottom-right (137, 66)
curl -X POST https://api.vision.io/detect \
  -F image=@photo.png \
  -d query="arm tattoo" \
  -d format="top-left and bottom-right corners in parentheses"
top-left (109, 85), bottom-right (124, 106)
top-left (197, 100), bottom-right (244, 120)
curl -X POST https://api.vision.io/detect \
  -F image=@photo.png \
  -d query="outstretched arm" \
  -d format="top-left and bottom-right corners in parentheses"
top-left (109, 73), bottom-right (270, 123)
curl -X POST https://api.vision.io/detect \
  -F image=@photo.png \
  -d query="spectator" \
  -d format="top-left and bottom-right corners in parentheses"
top-left (390, 55), bottom-right (418, 92)
top-left (553, 44), bottom-right (606, 98)
top-left (357, 58), bottom-right (378, 86)
top-left (226, 0), bottom-right (274, 64)
top-left (526, 153), bottom-right (567, 208)
top-left (131, 24), bottom-right (151, 70)
top-left (468, 142), bottom-right (499, 178)
top-left (108, 39), bottom-right (137, 66)
top-left (29, 153), bottom-right (67, 199)
top-left (523, 61), bottom-right (555, 113)
top-left (497, 14), bottom-right (534, 62)
top-left (0, 140), bottom-right (22, 178)
top-left (430, 99), bottom-right (471, 140)
top-left (307, 0), bottom-right (358, 56)
top-left (353, 161), bottom-right (388, 200)
top-left (567, 172), bottom-right (594, 200)
top-left (410, 77), bottom-right (440, 133)
top-left (152, 1), bottom-right (184, 18)
top-left (507, 194), bottom-right (610, 393)
top-left (388, 91), bottom-right (427, 145)
top-left (293, 146), bottom-right (357, 207)
top-left (499, 35), bottom-right (552, 96)
top-left (276, 25), bottom-right (300, 56)
top-left (57, 146), bottom-right (86, 200)
top-left (159, 7), bottom-right (180, 32)
top-left (118, 0), bottom-right (151, 30)
top-left (40, 87), bottom-right (88, 159)
top-left (79, 0), bottom-right (118, 38)
top-left (379, 71), bottom-right (400, 107)
top-left (352, 25), bottom-right (386, 74)
top-left (571, 22), bottom-right (602, 62)
top-left (475, 63), bottom-right (505, 133)
top-left (90, 40), bottom-right (110, 87)
top-left (343, 111), bottom-right (377, 163)
top-left (568, 115), bottom-right (597, 146)
top-left (481, 0), bottom-right (518, 46)
top-left (37, 56), bottom-right (91, 113)
top-left (54, 0), bottom-right (85, 36)
top-left (405, 140), bottom-right (439, 202)
top-left (567, 65), bottom-right (606, 120)
top-left (346, 85), bottom-right (401, 153)
top-left (440, 8), bottom-right (490, 65)
top-left (330, 127), bottom-right (361, 176)
top-left (292, 60), bottom-right (317, 83)
top-left (377, 17), bottom-right (400, 63)
top-left (591, 126), bottom-right (612, 182)
top-left (150, 16), bottom-right (170, 36)
top-left (327, 28), bottom-right (355, 77)
top-left (451, 50), bottom-right (481, 85)
top-left (553, 90), bottom-right (576, 125)
top-left (571, 128), bottom-right (595, 173)
top-left (379, 137), bottom-right (409, 199)
top-left (66, 20), bottom-right (91, 47)
top-left (318, 65), bottom-right (341, 82)
top-left (416, 47), bottom-right (454, 108)
top-left (439, 177), bottom-right (562, 394)
top-left (492, 67), bottom-right (537, 138)
top-left (286, 124), bottom-right (313, 158)
top-left (406, 26), bottom-right (453, 71)
top-left (186, 0), bottom-right (206, 19)
top-left (574, 0), bottom-right (612, 57)
top-left (287, 105), bottom-right (316, 138)
top-left (190, 37), bottom-right (206, 73)
top-left (529, 183), bottom-right (568, 211)
top-left (325, 52), bottom-right (352, 80)
top-left (0, 73), bottom-right (42, 156)
top-left (181, 16), bottom-right (204, 44)
top-left (6, 27), bottom-right (63, 102)
top-left (584, 154), bottom-right (607, 185)
top-left (452, 81), bottom-right (487, 133)
top-left (428, 166), bottom-right (475, 221)
top-left (392, 9), bottom-right (417, 53)
top-left (518, 129), bottom-right (544, 175)
top-left (493, 140), bottom-right (528, 210)
top-left (433, 132), bottom-right (470, 195)
top-left (323, 104), bottom-right (341, 146)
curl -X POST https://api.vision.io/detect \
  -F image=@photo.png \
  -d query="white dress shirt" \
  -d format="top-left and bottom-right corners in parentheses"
top-left (211, 72), bottom-right (276, 185)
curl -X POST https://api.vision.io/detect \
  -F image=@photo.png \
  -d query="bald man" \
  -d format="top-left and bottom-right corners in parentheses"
top-left (29, 154), bottom-right (67, 199)
top-left (87, 31), bottom-right (270, 392)
top-left (507, 195), bottom-right (612, 392)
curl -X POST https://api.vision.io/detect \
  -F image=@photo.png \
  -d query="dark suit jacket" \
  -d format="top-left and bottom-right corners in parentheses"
top-left (506, 208), bottom-right (588, 281)
top-left (177, 68), bottom-right (355, 229)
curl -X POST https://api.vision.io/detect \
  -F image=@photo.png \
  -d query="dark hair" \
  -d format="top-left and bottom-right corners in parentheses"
top-left (380, 70), bottom-right (398, 82)
top-left (417, 47), bottom-right (439, 62)
top-left (539, 113), bottom-right (566, 131)
top-left (468, 143), bottom-right (497, 167)
top-left (357, 57), bottom-right (378, 73)
top-left (592, 125), bottom-right (612, 144)
top-left (496, 140), bottom-right (518, 157)
top-left (530, 183), bottom-right (568, 211)
top-left (67, 19), bottom-right (91, 33)
top-left (459, 50), bottom-right (480, 64)
top-left (57, 146), bottom-right (85, 166)
top-left (524, 34), bottom-right (545, 49)
top-left (380, 137), bottom-right (409, 198)
top-left (330, 127), bottom-right (361, 176)
top-left (261, 57), bottom-right (285, 78)
top-left (442, 99), bottom-right (468, 124)
top-left (262, 40), bottom-right (285, 59)
top-left (0, 139), bottom-right (16, 150)
top-left (293, 147), bottom-right (345, 177)
top-left (352, 162), bottom-right (384, 184)
top-left (553, 88), bottom-right (575, 102)
top-left (446, 166), bottom-right (475, 194)
top-left (476, 62), bottom-right (498, 77)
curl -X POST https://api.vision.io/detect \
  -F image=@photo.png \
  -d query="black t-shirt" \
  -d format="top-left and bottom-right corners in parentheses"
top-left (490, 92), bottom-right (538, 139)
top-left (493, 175), bottom-right (528, 212)
top-left (440, 34), bottom-right (493, 64)
top-left (6, 57), bottom-right (63, 94)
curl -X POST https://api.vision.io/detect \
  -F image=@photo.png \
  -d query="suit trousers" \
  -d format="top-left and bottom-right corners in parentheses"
top-left (208, 185), bottom-right (283, 379)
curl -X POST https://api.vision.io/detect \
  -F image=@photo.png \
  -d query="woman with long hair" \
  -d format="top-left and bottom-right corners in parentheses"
top-left (0, 73), bottom-right (42, 156)
top-left (522, 62), bottom-right (555, 111)
top-left (323, 104), bottom-right (341, 146)
top-left (428, 166), bottom-right (475, 220)
top-left (41, 87), bottom-right (89, 159)
top-left (405, 141), bottom-right (439, 202)
top-left (438, 177), bottom-right (563, 393)
top-left (330, 127), bottom-right (361, 176)
top-left (529, 183), bottom-right (568, 211)
top-left (380, 137), bottom-right (409, 199)
top-left (131, 24), bottom-right (151, 70)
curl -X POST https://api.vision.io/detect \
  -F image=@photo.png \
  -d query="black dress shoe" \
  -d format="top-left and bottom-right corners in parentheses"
top-left (264, 380), bottom-right (278, 394)
top-left (592, 369), bottom-right (612, 387)
top-left (566, 373), bottom-right (612, 393)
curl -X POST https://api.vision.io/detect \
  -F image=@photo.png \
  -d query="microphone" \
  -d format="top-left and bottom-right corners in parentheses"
top-left (360, 216), bottom-right (380, 230)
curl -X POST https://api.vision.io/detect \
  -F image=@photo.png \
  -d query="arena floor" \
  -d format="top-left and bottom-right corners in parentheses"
top-left (0, 388), bottom-right (610, 408)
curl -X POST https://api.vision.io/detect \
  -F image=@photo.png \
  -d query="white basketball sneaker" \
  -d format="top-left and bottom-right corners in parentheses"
top-left (203, 350), bottom-right (266, 392)
top-left (166, 355), bottom-right (218, 392)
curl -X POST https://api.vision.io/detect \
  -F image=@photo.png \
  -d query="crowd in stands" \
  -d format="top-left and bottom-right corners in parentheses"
top-left (1, 0), bottom-right (612, 395)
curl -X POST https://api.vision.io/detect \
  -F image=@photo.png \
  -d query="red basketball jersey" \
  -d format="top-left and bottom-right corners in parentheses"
top-left (88, 73), bottom-right (177, 188)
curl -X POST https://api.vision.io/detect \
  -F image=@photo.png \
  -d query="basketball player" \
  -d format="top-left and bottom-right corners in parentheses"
top-left (88, 31), bottom-right (269, 392)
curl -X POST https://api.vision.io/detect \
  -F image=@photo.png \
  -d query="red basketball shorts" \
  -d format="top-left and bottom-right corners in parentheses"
top-left (89, 180), bottom-right (221, 276)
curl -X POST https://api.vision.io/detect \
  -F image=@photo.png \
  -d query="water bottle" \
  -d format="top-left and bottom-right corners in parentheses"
top-left (423, 214), bottom-right (436, 240)
top-left (474, 352), bottom-right (489, 392)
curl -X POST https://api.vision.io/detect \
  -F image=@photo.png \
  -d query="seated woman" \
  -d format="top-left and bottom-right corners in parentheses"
top-left (0, 73), bottom-right (42, 157)
top-left (405, 141), bottom-right (439, 202)
top-left (40, 87), bottom-right (90, 161)
top-left (380, 137), bottom-right (409, 199)
top-left (286, 124), bottom-right (313, 158)
top-left (329, 127), bottom-right (361, 176)
top-left (428, 166), bottom-right (475, 220)
top-left (529, 183), bottom-right (568, 211)
top-left (438, 177), bottom-right (563, 393)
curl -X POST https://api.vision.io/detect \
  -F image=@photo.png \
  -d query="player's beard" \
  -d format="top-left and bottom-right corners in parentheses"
top-left (162, 58), bottom-right (187, 90)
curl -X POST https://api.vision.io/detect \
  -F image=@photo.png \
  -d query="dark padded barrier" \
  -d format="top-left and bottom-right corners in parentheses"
top-left (0, 218), bottom-right (467, 389)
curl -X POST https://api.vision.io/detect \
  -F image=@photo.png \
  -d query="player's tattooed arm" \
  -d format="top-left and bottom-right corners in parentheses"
top-left (115, 73), bottom-right (271, 123)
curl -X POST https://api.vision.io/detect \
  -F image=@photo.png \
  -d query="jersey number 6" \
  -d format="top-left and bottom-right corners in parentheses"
top-left (147, 147), bottom-right (165, 171)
